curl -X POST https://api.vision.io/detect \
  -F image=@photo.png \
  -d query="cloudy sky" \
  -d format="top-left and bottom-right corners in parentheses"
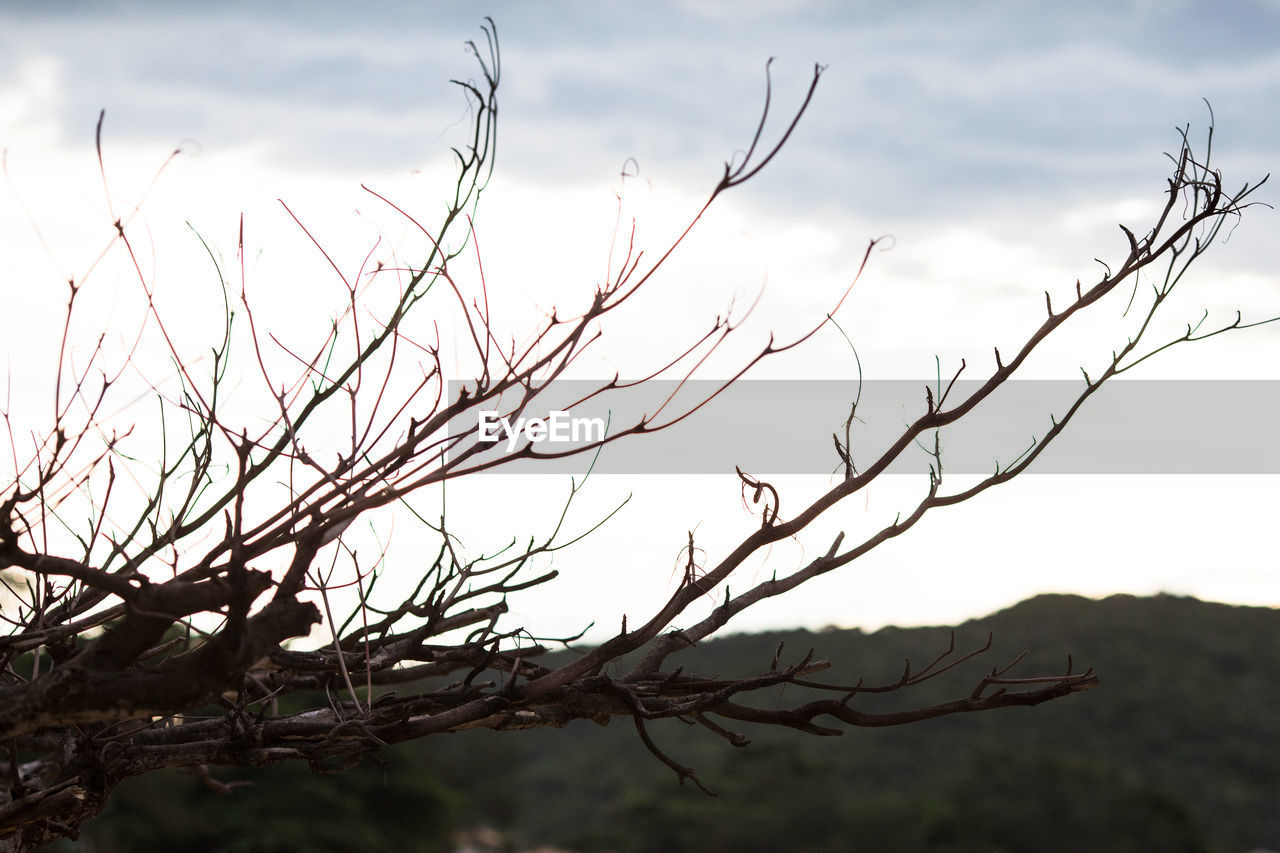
top-left (2, 1), bottom-right (1277, 637)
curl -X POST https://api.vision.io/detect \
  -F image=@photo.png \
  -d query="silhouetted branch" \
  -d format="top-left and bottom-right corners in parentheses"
top-left (0, 19), bottom-right (1272, 852)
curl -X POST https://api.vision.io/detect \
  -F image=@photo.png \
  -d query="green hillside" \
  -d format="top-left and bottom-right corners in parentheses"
top-left (69, 593), bottom-right (1280, 852)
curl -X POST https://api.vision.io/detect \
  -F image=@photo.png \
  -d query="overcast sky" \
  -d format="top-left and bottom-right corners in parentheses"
top-left (2, 1), bottom-right (1277, 637)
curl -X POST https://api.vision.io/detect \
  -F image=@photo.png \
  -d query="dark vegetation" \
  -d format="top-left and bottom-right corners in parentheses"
top-left (61, 593), bottom-right (1280, 852)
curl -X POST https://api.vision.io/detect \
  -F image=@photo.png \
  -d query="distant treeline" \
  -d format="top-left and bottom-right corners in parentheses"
top-left (61, 593), bottom-right (1280, 852)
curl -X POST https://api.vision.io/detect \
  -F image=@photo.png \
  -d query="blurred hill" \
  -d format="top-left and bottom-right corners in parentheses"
top-left (68, 593), bottom-right (1280, 852)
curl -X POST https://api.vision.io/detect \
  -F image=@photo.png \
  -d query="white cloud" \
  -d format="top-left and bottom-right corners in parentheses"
top-left (2, 1), bottom-right (1277, 632)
